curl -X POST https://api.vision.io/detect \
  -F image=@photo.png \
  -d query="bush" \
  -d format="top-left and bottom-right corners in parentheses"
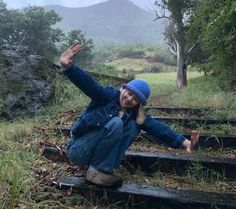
top-left (189, 0), bottom-right (236, 80)
top-left (92, 64), bottom-right (118, 75)
top-left (118, 46), bottom-right (145, 58)
top-left (142, 65), bottom-right (162, 73)
top-left (202, 2), bottom-right (236, 79)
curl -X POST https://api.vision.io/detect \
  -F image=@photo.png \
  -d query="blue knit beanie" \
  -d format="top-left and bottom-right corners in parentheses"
top-left (123, 79), bottom-right (150, 105)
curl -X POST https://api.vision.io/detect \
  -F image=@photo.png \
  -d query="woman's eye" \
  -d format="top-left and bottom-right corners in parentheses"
top-left (127, 92), bottom-right (132, 97)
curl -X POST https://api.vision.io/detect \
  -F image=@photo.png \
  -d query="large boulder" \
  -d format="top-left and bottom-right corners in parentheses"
top-left (0, 46), bottom-right (56, 119)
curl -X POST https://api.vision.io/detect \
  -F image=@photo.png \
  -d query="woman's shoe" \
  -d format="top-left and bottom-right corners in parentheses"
top-left (85, 166), bottom-right (122, 187)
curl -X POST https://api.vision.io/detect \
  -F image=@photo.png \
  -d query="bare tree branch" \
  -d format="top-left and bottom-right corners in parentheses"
top-left (187, 41), bottom-right (198, 54)
top-left (18, 31), bottom-right (28, 46)
top-left (170, 48), bottom-right (177, 56)
top-left (153, 15), bottom-right (169, 21)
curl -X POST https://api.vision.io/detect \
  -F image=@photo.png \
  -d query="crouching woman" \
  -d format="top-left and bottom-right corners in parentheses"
top-left (60, 44), bottom-right (198, 187)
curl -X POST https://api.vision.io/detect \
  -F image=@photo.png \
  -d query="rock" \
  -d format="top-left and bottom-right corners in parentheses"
top-left (0, 45), bottom-right (55, 119)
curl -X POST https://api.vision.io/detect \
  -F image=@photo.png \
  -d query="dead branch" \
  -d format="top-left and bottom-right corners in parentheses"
top-left (187, 41), bottom-right (198, 54)
top-left (167, 40), bottom-right (177, 56)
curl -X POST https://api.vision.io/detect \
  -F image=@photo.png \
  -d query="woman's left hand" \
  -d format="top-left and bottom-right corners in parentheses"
top-left (60, 43), bottom-right (83, 69)
top-left (182, 130), bottom-right (200, 153)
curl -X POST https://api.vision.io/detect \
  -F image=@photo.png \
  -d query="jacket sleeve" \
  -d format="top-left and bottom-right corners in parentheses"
top-left (63, 64), bottom-right (106, 102)
top-left (141, 116), bottom-right (185, 148)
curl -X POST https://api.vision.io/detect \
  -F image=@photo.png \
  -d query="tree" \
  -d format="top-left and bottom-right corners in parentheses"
top-left (63, 29), bottom-right (94, 68)
top-left (187, 0), bottom-right (236, 80)
top-left (0, 0), bottom-right (13, 46)
top-left (0, 2), bottom-right (63, 60)
top-left (154, 0), bottom-right (197, 88)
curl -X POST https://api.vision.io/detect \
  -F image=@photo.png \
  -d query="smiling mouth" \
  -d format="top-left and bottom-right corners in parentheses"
top-left (123, 100), bottom-right (133, 107)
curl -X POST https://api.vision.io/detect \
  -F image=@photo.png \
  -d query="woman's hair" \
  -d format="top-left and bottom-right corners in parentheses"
top-left (119, 87), bottom-right (146, 125)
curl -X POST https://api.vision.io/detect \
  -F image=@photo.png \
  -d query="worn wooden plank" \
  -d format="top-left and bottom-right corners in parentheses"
top-left (42, 146), bottom-right (236, 178)
top-left (57, 127), bottom-right (236, 149)
top-left (125, 150), bottom-right (236, 179)
top-left (152, 116), bottom-right (236, 126)
top-left (141, 132), bottom-right (236, 149)
top-left (56, 176), bottom-right (236, 209)
top-left (144, 106), bottom-right (212, 113)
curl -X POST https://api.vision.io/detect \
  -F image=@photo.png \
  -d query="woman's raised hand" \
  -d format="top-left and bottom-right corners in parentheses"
top-left (60, 44), bottom-right (83, 69)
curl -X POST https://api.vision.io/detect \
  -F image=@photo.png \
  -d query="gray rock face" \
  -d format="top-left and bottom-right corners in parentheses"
top-left (0, 46), bottom-right (55, 119)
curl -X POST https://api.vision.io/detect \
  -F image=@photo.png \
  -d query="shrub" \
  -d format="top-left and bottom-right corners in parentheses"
top-left (118, 46), bottom-right (145, 58)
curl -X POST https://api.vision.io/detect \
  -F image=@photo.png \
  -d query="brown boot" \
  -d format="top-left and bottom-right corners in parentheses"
top-left (85, 166), bottom-right (122, 187)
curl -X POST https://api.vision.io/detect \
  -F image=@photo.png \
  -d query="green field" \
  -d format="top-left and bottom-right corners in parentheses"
top-left (136, 71), bottom-right (236, 109)
top-left (107, 57), bottom-right (176, 72)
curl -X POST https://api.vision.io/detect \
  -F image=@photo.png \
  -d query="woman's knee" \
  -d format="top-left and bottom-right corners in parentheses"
top-left (104, 116), bottom-right (123, 136)
top-left (125, 120), bottom-right (140, 138)
top-left (67, 144), bottom-right (91, 166)
top-left (66, 137), bottom-right (91, 166)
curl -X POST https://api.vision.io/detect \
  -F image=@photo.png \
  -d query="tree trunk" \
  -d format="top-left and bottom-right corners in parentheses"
top-left (176, 41), bottom-right (187, 89)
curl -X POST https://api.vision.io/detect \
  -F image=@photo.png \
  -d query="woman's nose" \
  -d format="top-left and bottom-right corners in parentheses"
top-left (127, 95), bottom-right (134, 102)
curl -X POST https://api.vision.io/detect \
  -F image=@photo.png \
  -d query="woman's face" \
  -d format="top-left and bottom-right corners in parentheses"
top-left (120, 89), bottom-right (139, 108)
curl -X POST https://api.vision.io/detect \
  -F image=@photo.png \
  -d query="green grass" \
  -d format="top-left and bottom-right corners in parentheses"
top-left (136, 72), bottom-right (236, 109)
top-left (107, 58), bottom-right (176, 72)
top-left (171, 76), bottom-right (236, 108)
top-left (119, 165), bottom-right (230, 193)
top-left (136, 71), bottom-right (202, 97)
top-left (0, 120), bottom-right (39, 208)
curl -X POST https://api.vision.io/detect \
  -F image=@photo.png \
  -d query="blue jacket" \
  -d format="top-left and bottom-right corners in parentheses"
top-left (63, 64), bottom-right (185, 148)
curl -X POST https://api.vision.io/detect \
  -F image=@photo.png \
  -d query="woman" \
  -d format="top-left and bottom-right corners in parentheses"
top-left (60, 44), bottom-right (199, 187)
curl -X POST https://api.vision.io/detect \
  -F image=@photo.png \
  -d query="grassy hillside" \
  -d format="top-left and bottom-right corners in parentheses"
top-left (92, 44), bottom-right (176, 73)
top-left (107, 58), bottom-right (176, 72)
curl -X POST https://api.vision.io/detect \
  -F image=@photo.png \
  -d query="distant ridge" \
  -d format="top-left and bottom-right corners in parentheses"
top-left (45, 0), bottom-right (165, 45)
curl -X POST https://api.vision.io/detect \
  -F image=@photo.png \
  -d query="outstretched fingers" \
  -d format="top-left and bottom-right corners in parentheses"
top-left (69, 43), bottom-right (78, 50)
top-left (60, 43), bottom-right (83, 68)
top-left (61, 44), bottom-right (82, 57)
top-left (184, 130), bottom-right (200, 153)
top-left (72, 44), bottom-right (83, 54)
top-left (190, 130), bottom-right (200, 149)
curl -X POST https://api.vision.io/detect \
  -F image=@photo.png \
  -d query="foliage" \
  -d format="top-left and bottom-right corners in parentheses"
top-left (202, 1), bottom-right (236, 78)
top-left (187, 0), bottom-right (236, 80)
top-left (92, 63), bottom-right (118, 75)
top-left (93, 44), bottom-right (176, 71)
top-left (62, 29), bottom-right (94, 68)
top-left (0, 1), bottom-right (63, 61)
top-left (92, 44), bottom-right (119, 65)
top-left (91, 64), bottom-right (133, 82)
top-left (151, 52), bottom-right (176, 66)
top-left (21, 6), bottom-right (63, 60)
top-left (118, 45), bottom-right (145, 58)
top-left (154, 0), bottom-right (198, 88)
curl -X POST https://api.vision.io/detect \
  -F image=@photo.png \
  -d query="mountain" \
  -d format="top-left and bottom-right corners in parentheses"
top-left (44, 0), bottom-right (165, 45)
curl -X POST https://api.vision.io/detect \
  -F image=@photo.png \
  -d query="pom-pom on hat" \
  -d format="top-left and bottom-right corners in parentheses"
top-left (123, 79), bottom-right (150, 105)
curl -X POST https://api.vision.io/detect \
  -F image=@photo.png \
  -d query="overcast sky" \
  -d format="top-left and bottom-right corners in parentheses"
top-left (4, 0), bottom-right (156, 10)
